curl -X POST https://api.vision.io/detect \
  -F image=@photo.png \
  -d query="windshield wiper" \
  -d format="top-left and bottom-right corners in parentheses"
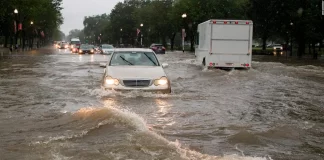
top-left (120, 56), bottom-right (134, 65)
top-left (143, 53), bottom-right (157, 66)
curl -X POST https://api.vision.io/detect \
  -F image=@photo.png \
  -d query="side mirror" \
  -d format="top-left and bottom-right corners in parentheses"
top-left (99, 63), bottom-right (106, 68)
top-left (162, 63), bottom-right (169, 68)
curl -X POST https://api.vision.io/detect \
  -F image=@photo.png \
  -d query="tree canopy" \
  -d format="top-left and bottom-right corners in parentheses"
top-left (0, 0), bottom-right (64, 47)
top-left (69, 0), bottom-right (323, 58)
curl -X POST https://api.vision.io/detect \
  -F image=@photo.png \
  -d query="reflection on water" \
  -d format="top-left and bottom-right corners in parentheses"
top-left (79, 54), bottom-right (82, 62)
top-left (155, 99), bottom-right (175, 126)
top-left (90, 54), bottom-right (94, 62)
top-left (103, 98), bottom-right (117, 106)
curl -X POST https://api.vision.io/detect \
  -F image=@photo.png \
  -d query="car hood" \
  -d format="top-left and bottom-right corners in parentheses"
top-left (107, 66), bottom-right (166, 79)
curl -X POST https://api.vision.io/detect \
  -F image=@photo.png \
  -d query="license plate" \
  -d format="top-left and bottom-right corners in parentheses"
top-left (226, 63), bottom-right (234, 66)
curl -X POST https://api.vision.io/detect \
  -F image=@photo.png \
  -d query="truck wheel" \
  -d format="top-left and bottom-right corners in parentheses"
top-left (202, 58), bottom-right (206, 66)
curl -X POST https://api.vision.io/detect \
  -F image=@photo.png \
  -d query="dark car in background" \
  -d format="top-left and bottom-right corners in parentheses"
top-left (78, 44), bottom-right (95, 54)
top-left (150, 43), bottom-right (166, 54)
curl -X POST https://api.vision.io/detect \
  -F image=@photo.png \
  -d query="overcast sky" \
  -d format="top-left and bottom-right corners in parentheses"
top-left (60, 0), bottom-right (122, 35)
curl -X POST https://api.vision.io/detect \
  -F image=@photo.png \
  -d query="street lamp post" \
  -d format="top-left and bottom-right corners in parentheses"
top-left (100, 33), bottom-right (102, 44)
top-left (120, 29), bottom-right (123, 44)
top-left (14, 9), bottom-right (19, 49)
top-left (181, 13), bottom-right (187, 53)
top-left (140, 23), bottom-right (143, 47)
top-left (290, 22), bottom-right (293, 56)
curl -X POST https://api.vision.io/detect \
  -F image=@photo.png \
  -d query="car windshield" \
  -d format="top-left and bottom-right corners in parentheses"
top-left (80, 45), bottom-right (91, 49)
top-left (152, 44), bottom-right (163, 47)
top-left (102, 45), bottom-right (114, 49)
top-left (110, 52), bottom-right (159, 66)
top-left (70, 41), bottom-right (80, 45)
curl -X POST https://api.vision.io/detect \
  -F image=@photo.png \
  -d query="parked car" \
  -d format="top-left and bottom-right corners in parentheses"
top-left (100, 44), bottom-right (114, 55)
top-left (100, 48), bottom-right (171, 94)
top-left (78, 44), bottom-right (95, 54)
top-left (150, 44), bottom-right (166, 54)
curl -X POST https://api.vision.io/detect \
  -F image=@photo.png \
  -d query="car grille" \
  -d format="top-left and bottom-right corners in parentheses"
top-left (123, 80), bottom-right (151, 87)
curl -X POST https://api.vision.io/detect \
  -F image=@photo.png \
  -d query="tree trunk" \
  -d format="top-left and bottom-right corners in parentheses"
top-left (285, 38), bottom-right (289, 51)
top-left (319, 40), bottom-right (323, 51)
top-left (162, 36), bottom-right (167, 47)
top-left (170, 33), bottom-right (176, 51)
top-left (22, 33), bottom-right (25, 50)
top-left (308, 43), bottom-right (311, 55)
top-left (297, 39), bottom-right (305, 58)
top-left (312, 42), bottom-right (317, 60)
top-left (190, 36), bottom-right (195, 52)
top-left (262, 37), bottom-right (267, 51)
top-left (4, 36), bottom-right (8, 48)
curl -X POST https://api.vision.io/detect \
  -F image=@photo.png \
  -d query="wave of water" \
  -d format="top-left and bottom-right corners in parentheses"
top-left (31, 106), bottom-right (272, 160)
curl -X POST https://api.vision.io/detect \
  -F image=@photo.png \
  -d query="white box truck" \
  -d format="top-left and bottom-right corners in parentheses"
top-left (195, 19), bottom-right (253, 69)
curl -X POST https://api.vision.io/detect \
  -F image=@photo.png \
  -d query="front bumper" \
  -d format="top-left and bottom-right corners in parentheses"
top-left (79, 50), bottom-right (94, 54)
top-left (102, 84), bottom-right (171, 94)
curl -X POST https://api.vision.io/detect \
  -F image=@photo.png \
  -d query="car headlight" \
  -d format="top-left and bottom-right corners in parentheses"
top-left (154, 77), bottom-right (168, 86)
top-left (91, 49), bottom-right (94, 52)
top-left (71, 45), bottom-right (74, 48)
top-left (105, 76), bottom-right (119, 85)
top-left (79, 50), bottom-right (83, 53)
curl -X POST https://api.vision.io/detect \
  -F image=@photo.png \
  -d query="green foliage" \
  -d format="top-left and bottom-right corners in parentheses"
top-left (66, 0), bottom-right (323, 55)
top-left (0, 0), bottom-right (63, 41)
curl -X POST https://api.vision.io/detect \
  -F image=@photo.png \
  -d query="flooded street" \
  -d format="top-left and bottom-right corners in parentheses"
top-left (0, 47), bottom-right (323, 160)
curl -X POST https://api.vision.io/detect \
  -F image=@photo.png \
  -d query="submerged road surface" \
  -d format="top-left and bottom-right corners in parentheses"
top-left (0, 47), bottom-right (323, 160)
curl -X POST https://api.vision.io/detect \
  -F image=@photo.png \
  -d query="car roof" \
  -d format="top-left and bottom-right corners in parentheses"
top-left (113, 48), bottom-right (153, 52)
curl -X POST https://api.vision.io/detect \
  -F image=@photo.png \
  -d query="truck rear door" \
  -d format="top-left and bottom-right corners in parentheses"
top-left (209, 20), bottom-right (252, 67)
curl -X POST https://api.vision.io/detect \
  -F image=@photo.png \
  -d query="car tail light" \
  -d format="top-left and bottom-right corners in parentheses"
top-left (246, 22), bottom-right (250, 24)
top-left (152, 47), bottom-right (157, 50)
top-left (162, 47), bottom-right (166, 50)
top-left (246, 63), bottom-right (250, 67)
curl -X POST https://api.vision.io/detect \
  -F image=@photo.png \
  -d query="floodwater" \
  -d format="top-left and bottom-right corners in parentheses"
top-left (0, 48), bottom-right (323, 160)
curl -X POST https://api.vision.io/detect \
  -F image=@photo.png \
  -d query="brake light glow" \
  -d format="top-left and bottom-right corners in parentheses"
top-left (209, 63), bottom-right (213, 66)
top-left (246, 63), bottom-right (250, 67)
